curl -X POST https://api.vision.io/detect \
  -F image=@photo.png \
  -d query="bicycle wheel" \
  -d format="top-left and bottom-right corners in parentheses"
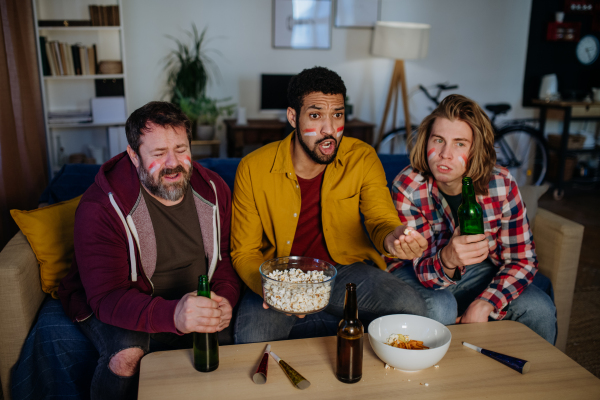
top-left (495, 125), bottom-right (548, 187)
top-left (378, 125), bottom-right (418, 155)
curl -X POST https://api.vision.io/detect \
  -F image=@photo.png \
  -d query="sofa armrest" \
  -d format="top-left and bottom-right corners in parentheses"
top-left (532, 208), bottom-right (584, 353)
top-left (0, 231), bottom-right (47, 400)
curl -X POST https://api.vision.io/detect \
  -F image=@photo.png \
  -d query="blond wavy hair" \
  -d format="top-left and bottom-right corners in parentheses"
top-left (410, 94), bottom-right (496, 195)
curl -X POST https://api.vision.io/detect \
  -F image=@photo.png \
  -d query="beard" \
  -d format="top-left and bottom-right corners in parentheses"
top-left (295, 123), bottom-right (340, 165)
top-left (137, 161), bottom-right (192, 202)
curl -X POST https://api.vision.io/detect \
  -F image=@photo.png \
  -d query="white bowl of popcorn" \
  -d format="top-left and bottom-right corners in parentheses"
top-left (260, 257), bottom-right (337, 315)
top-left (368, 314), bottom-right (452, 372)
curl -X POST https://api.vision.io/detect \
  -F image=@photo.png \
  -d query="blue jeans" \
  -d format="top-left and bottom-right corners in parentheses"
top-left (392, 260), bottom-right (557, 344)
top-left (78, 314), bottom-right (193, 400)
top-left (234, 262), bottom-right (427, 344)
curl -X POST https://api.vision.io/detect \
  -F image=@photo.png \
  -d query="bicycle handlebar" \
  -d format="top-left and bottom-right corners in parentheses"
top-left (419, 83), bottom-right (459, 106)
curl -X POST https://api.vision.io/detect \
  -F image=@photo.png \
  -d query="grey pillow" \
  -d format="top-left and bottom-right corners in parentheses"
top-left (518, 183), bottom-right (550, 229)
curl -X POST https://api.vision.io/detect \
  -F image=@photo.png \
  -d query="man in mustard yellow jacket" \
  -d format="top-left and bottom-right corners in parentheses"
top-left (231, 67), bottom-right (428, 343)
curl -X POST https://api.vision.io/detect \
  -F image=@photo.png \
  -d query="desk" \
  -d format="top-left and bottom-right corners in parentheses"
top-left (138, 321), bottom-right (600, 399)
top-left (190, 140), bottom-right (220, 159)
top-left (532, 99), bottom-right (600, 200)
top-left (225, 118), bottom-right (376, 157)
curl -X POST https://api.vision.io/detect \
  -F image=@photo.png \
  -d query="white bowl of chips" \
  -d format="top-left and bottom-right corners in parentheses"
top-left (368, 314), bottom-right (452, 372)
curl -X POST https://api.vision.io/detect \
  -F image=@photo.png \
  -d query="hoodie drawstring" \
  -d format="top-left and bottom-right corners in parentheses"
top-left (109, 192), bottom-right (138, 282)
top-left (210, 180), bottom-right (222, 262)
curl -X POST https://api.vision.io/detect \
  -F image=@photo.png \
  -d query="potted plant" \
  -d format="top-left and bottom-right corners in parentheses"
top-left (177, 93), bottom-right (235, 140)
top-left (164, 24), bottom-right (233, 139)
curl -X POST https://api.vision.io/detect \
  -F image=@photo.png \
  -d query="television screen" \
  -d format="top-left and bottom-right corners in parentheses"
top-left (261, 74), bottom-right (296, 111)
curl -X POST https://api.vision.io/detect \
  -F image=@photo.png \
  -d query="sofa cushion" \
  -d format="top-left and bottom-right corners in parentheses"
top-left (10, 196), bottom-right (82, 298)
top-left (39, 163), bottom-right (100, 205)
top-left (519, 183), bottom-right (550, 229)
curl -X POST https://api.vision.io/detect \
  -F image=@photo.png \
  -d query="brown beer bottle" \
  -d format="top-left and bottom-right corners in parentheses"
top-left (336, 283), bottom-right (363, 383)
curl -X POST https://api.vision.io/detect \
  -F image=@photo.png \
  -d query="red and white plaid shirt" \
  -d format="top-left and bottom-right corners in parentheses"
top-left (387, 166), bottom-right (538, 320)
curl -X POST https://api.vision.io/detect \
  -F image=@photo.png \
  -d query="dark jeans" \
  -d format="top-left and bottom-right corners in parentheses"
top-left (78, 315), bottom-right (192, 400)
top-left (234, 262), bottom-right (427, 344)
top-left (392, 260), bottom-right (557, 344)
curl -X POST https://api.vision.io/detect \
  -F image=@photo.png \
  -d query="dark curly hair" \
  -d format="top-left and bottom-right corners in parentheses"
top-left (125, 101), bottom-right (192, 156)
top-left (287, 66), bottom-right (346, 115)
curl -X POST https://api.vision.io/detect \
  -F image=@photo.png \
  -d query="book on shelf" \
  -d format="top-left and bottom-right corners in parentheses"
top-left (52, 41), bottom-right (64, 75)
top-left (89, 5), bottom-right (120, 26)
top-left (39, 36), bottom-right (51, 76)
top-left (45, 41), bottom-right (58, 76)
top-left (88, 46), bottom-right (96, 75)
top-left (71, 45), bottom-right (81, 75)
top-left (42, 41), bottom-right (98, 76)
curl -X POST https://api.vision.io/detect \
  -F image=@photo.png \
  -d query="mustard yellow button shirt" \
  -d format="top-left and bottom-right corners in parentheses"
top-left (231, 132), bottom-right (402, 296)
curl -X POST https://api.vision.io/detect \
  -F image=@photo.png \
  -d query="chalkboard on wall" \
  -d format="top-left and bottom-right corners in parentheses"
top-left (523, 0), bottom-right (600, 106)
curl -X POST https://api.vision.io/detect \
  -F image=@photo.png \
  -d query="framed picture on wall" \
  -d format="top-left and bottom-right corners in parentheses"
top-left (335, 0), bottom-right (380, 28)
top-left (273, 0), bottom-right (333, 49)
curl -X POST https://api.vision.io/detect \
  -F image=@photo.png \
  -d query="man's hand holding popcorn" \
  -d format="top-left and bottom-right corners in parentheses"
top-left (384, 226), bottom-right (428, 260)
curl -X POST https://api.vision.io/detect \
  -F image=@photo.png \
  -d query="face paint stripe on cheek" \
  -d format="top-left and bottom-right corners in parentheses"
top-left (183, 155), bottom-right (192, 168)
top-left (427, 149), bottom-right (436, 160)
top-left (459, 155), bottom-right (467, 167)
top-left (336, 126), bottom-right (344, 137)
top-left (303, 128), bottom-right (317, 136)
top-left (148, 160), bottom-right (161, 175)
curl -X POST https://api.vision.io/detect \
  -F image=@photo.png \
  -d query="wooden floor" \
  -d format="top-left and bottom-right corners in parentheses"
top-left (539, 186), bottom-right (600, 379)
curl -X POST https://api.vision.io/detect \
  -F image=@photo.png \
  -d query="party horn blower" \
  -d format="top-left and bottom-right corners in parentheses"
top-left (269, 351), bottom-right (311, 389)
top-left (462, 342), bottom-right (530, 374)
top-left (253, 344), bottom-right (270, 384)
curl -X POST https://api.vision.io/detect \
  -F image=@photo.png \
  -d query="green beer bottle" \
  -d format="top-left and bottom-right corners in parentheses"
top-left (193, 275), bottom-right (219, 372)
top-left (458, 177), bottom-right (484, 235)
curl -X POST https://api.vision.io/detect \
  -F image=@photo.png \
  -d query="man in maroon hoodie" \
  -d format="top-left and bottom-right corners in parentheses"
top-left (58, 101), bottom-right (240, 399)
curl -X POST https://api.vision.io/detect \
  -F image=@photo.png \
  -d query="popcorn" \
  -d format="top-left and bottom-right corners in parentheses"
top-left (263, 268), bottom-right (332, 313)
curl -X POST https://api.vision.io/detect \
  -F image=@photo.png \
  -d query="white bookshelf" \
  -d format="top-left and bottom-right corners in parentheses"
top-left (44, 74), bottom-right (124, 81)
top-left (33, 0), bottom-right (128, 176)
top-left (38, 26), bottom-right (122, 31)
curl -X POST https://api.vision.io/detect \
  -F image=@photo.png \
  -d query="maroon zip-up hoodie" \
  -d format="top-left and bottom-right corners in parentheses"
top-left (58, 152), bottom-right (241, 334)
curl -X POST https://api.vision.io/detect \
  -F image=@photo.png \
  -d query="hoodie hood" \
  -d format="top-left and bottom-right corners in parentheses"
top-left (95, 152), bottom-right (223, 282)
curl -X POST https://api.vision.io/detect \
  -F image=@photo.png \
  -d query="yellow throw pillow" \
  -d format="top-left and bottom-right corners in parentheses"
top-left (10, 195), bottom-right (82, 298)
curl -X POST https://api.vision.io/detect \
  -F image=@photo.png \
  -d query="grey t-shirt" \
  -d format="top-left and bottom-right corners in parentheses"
top-left (141, 185), bottom-right (206, 300)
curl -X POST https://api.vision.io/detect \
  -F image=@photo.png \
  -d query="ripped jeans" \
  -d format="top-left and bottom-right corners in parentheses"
top-left (78, 314), bottom-right (192, 400)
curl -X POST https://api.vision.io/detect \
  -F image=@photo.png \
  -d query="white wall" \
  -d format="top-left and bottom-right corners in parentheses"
top-left (122, 0), bottom-right (534, 153)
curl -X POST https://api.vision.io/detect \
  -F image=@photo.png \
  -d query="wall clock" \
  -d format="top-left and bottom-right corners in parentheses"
top-left (576, 34), bottom-right (599, 65)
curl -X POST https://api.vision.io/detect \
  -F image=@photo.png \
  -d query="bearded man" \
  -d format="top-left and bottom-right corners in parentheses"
top-left (231, 66), bottom-right (428, 344)
top-left (59, 101), bottom-right (240, 400)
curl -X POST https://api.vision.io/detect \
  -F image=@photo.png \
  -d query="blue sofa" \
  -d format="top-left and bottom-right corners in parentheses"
top-left (40, 155), bottom-right (411, 205)
top-left (1, 154), bottom-right (583, 400)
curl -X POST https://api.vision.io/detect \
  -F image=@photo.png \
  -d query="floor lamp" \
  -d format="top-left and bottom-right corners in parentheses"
top-left (371, 21), bottom-right (430, 150)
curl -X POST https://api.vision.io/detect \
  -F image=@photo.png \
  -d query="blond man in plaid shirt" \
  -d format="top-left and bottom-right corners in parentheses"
top-left (388, 95), bottom-right (556, 343)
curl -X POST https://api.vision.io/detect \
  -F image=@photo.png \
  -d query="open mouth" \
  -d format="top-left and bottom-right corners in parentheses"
top-left (319, 139), bottom-right (336, 154)
top-left (437, 165), bottom-right (452, 173)
top-left (162, 172), bottom-right (181, 181)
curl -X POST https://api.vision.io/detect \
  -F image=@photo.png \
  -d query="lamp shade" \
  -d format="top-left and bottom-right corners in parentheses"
top-left (371, 21), bottom-right (430, 60)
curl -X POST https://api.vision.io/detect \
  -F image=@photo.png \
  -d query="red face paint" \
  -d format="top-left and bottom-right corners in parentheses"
top-left (427, 148), bottom-right (437, 159)
top-left (148, 160), bottom-right (161, 175)
top-left (183, 155), bottom-right (192, 167)
top-left (336, 126), bottom-right (344, 132)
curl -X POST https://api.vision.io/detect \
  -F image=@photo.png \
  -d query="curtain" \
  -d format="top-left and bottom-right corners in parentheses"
top-left (0, 0), bottom-right (48, 249)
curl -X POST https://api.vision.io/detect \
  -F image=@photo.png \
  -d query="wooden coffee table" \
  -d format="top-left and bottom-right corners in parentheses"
top-left (138, 321), bottom-right (600, 399)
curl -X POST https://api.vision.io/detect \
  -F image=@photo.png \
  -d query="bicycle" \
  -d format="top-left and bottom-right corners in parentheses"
top-left (377, 83), bottom-right (549, 187)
